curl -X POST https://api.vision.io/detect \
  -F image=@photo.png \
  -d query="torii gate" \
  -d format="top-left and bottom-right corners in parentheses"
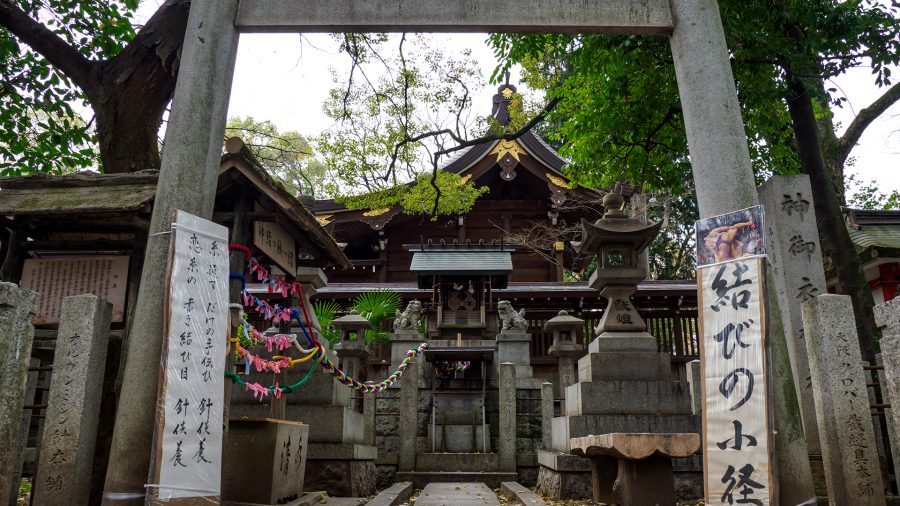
top-left (102, 0), bottom-right (772, 503)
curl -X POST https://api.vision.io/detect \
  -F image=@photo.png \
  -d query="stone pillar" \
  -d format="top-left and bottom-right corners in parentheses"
top-left (102, 1), bottom-right (240, 502)
top-left (541, 382), bottom-right (553, 451)
top-left (499, 362), bottom-right (517, 472)
top-left (363, 394), bottom-right (376, 446)
top-left (802, 295), bottom-right (885, 504)
top-left (759, 175), bottom-right (826, 463)
top-left (685, 360), bottom-right (701, 416)
top-left (7, 357), bottom-right (38, 506)
top-left (398, 362), bottom-right (417, 472)
top-left (33, 295), bottom-right (112, 506)
top-left (875, 298), bottom-right (900, 488)
top-left (0, 283), bottom-right (38, 506)
top-left (764, 272), bottom-right (817, 504)
top-left (669, 0), bottom-right (759, 219)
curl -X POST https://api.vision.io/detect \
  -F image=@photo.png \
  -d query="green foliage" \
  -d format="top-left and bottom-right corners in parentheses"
top-left (335, 171), bottom-right (490, 217)
top-left (315, 34), bottom-right (490, 214)
top-left (488, 1), bottom-right (900, 192)
top-left (847, 174), bottom-right (900, 210)
top-left (351, 289), bottom-right (402, 347)
top-left (0, 1), bottom-right (139, 174)
top-left (225, 116), bottom-right (327, 197)
top-left (312, 300), bottom-right (343, 349)
top-left (647, 192), bottom-right (699, 280)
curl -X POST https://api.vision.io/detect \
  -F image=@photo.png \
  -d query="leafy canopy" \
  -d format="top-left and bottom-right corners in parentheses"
top-left (0, 0), bottom-right (139, 174)
top-left (488, 0), bottom-right (900, 194)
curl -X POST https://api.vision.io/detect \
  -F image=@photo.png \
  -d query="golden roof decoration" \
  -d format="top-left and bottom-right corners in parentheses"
top-left (458, 174), bottom-right (472, 185)
top-left (501, 87), bottom-right (514, 99)
top-left (315, 214), bottom-right (333, 225)
top-left (363, 208), bottom-right (391, 217)
top-left (547, 173), bottom-right (570, 188)
top-left (490, 140), bottom-right (527, 163)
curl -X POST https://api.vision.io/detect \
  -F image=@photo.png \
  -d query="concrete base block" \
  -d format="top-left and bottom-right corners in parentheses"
top-left (577, 351), bottom-right (671, 382)
top-left (536, 464), bottom-right (592, 500)
top-left (564, 380), bottom-right (693, 416)
top-left (222, 419), bottom-right (309, 506)
top-left (303, 458), bottom-right (376, 497)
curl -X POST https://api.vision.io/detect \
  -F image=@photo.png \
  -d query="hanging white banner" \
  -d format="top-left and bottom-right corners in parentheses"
top-left (699, 256), bottom-right (774, 506)
top-left (150, 210), bottom-right (229, 502)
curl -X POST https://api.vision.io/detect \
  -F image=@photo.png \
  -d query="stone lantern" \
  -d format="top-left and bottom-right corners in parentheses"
top-left (545, 310), bottom-right (585, 393)
top-left (332, 309), bottom-right (372, 378)
top-left (575, 191), bottom-right (662, 351)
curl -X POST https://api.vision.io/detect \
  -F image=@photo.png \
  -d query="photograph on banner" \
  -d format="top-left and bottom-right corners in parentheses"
top-left (695, 205), bottom-right (765, 267)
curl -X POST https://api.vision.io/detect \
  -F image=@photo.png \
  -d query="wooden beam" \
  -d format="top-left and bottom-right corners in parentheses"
top-left (235, 0), bottom-right (673, 35)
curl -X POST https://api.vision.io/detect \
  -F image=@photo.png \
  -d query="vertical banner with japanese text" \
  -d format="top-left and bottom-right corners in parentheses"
top-left (150, 211), bottom-right (229, 502)
top-left (697, 206), bottom-right (773, 506)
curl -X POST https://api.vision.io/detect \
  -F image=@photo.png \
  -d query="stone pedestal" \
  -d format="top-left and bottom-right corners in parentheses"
top-left (222, 418), bottom-right (308, 505)
top-left (496, 331), bottom-right (533, 380)
top-left (389, 329), bottom-right (424, 372)
top-left (0, 283), bottom-right (37, 506)
top-left (875, 298), bottom-right (900, 491)
top-left (33, 295), bottom-right (112, 506)
top-left (540, 330), bottom-right (700, 499)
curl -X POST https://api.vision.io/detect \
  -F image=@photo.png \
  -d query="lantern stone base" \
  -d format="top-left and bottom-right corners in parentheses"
top-left (303, 443), bottom-right (377, 497)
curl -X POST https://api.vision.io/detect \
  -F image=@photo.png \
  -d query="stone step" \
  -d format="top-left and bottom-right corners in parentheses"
top-left (564, 380), bottom-right (692, 416)
top-left (416, 482), bottom-right (500, 506)
top-left (395, 471), bottom-right (518, 489)
top-left (499, 482), bottom-right (548, 506)
top-left (416, 453), bottom-right (499, 472)
top-left (364, 482), bottom-right (413, 506)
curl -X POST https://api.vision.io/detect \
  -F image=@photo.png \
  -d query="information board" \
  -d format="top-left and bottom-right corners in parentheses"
top-left (20, 256), bottom-right (129, 324)
top-left (150, 211), bottom-right (229, 502)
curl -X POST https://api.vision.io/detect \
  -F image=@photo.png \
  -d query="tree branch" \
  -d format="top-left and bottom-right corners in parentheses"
top-left (0, 0), bottom-right (99, 94)
top-left (837, 80), bottom-right (900, 166)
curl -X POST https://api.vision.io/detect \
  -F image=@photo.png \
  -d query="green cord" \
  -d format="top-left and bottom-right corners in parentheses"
top-left (225, 354), bottom-right (319, 395)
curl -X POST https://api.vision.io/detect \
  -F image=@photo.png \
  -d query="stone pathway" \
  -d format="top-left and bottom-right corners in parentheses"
top-left (415, 482), bottom-right (500, 506)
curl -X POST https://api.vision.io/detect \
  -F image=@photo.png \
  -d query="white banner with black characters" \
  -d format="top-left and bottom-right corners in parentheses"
top-left (152, 211), bottom-right (229, 501)
top-left (699, 256), bottom-right (774, 506)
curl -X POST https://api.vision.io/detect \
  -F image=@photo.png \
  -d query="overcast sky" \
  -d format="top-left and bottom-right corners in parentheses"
top-left (137, 2), bottom-right (899, 195)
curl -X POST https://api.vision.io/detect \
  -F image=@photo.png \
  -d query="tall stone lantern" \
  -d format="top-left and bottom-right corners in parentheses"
top-left (332, 309), bottom-right (372, 379)
top-left (545, 310), bottom-right (584, 394)
top-left (575, 191), bottom-right (662, 353)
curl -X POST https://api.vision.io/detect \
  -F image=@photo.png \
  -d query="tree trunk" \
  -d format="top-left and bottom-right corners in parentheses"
top-left (93, 0), bottom-right (190, 173)
top-left (784, 70), bottom-right (877, 360)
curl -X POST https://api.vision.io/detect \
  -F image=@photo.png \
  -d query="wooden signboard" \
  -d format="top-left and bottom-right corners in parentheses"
top-left (698, 256), bottom-right (773, 505)
top-left (20, 256), bottom-right (129, 325)
top-left (149, 211), bottom-right (229, 503)
top-left (253, 220), bottom-right (296, 275)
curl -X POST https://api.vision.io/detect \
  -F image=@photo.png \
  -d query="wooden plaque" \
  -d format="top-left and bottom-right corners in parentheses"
top-left (20, 256), bottom-right (129, 325)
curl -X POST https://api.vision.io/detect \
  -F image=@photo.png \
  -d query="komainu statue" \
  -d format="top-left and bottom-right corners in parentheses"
top-left (394, 299), bottom-right (422, 331)
top-left (497, 300), bottom-right (528, 331)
